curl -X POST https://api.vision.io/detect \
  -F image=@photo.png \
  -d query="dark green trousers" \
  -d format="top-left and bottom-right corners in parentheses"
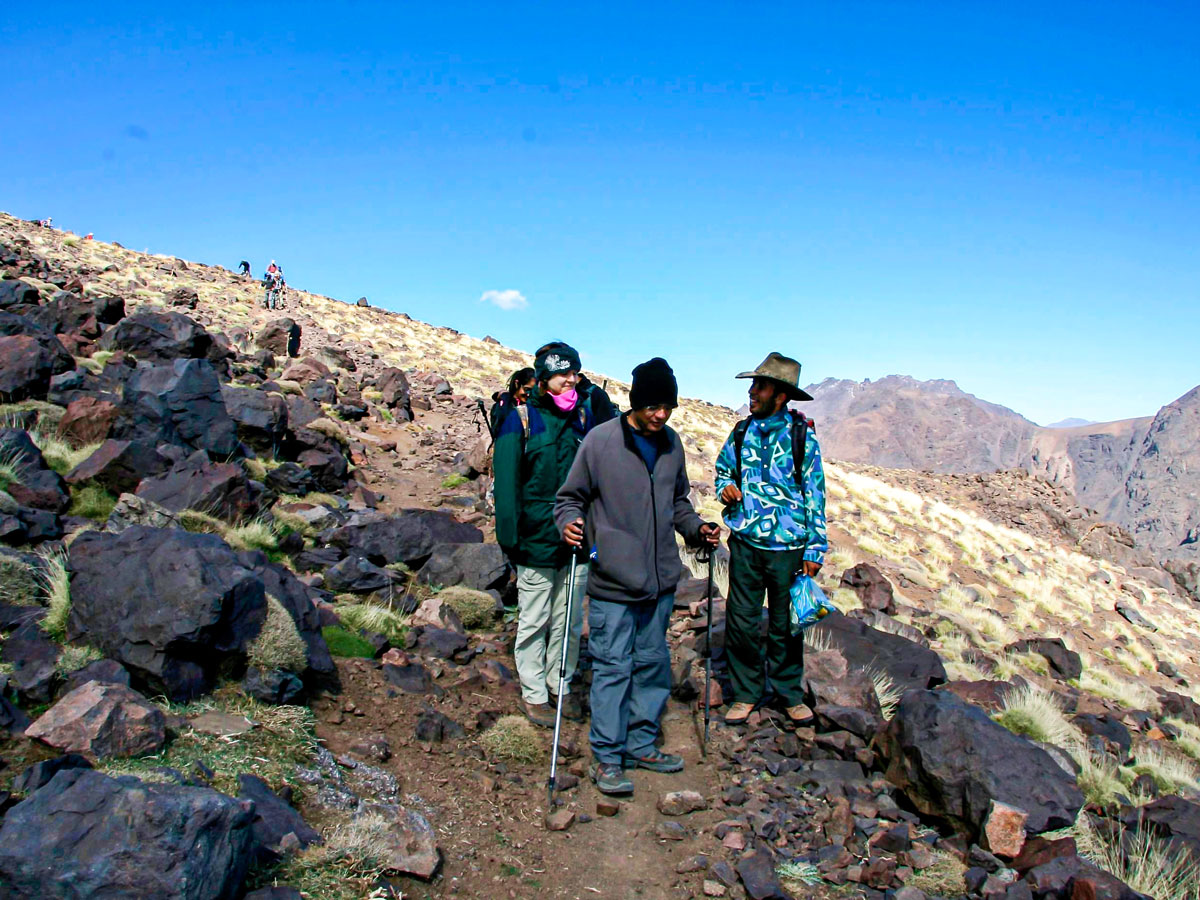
top-left (726, 536), bottom-right (806, 707)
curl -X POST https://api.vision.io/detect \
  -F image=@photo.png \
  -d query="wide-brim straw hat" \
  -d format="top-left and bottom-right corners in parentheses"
top-left (735, 352), bottom-right (814, 401)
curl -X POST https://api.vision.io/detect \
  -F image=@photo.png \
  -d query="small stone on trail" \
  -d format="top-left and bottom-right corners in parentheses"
top-left (655, 821), bottom-right (688, 840)
top-left (658, 789), bottom-right (707, 816)
top-left (676, 854), bottom-right (709, 873)
top-left (703, 880), bottom-right (727, 897)
top-left (597, 798), bottom-right (621, 817)
top-left (545, 808), bottom-right (576, 831)
top-left (556, 772), bottom-right (580, 791)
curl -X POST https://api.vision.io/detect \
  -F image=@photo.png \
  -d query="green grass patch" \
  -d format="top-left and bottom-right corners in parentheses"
top-left (441, 473), bottom-right (469, 489)
top-left (321, 626), bottom-right (375, 658)
top-left (0, 555), bottom-right (41, 606)
top-left (68, 483), bottom-right (117, 520)
top-left (335, 601), bottom-right (409, 644)
top-left (55, 644), bottom-right (103, 676)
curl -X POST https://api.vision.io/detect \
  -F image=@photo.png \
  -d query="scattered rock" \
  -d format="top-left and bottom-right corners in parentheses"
top-left (545, 808), bottom-right (575, 831)
top-left (26, 681), bottom-right (167, 758)
top-left (658, 790), bottom-right (707, 816)
top-left (983, 800), bottom-right (1029, 858)
top-left (840, 563), bottom-right (896, 614)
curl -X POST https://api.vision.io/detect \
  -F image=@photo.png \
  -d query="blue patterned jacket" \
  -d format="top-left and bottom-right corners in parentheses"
top-left (714, 411), bottom-right (827, 562)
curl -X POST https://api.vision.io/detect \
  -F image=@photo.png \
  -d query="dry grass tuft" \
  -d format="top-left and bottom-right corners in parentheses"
top-left (247, 595), bottom-right (309, 673)
top-left (54, 643), bottom-right (103, 676)
top-left (1131, 742), bottom-right (1200, 794)
top-left (335, 602), bottom-right (409, 643)
top-left (38, 547), bottom-right (71, 641)
top-left (1075, 814), bottom-right (1200, 900)
top-left (481, 715), bottom-right (542, 763)
top-left (436, 586), bottom-right (496, 628)
top-left (224, 519), bottom-right (279, 553)
top-left (0, 554), bottom-right (41, 606)
top-left (994, 684), bottom-right (1081, 748)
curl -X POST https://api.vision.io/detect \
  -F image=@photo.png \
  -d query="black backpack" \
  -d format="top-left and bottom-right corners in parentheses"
top-left (732, 410), bottom-right (812, 498)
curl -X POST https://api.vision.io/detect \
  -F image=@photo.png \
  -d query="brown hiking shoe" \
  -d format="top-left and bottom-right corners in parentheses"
top-left (785, 703), bottom-right (815, 725)
top-left (522, 700), bottom-right (555, 728)
top-left (724, 702), bottom-right (754, 725)
top-left (549, 692), bottom-right (584, 721)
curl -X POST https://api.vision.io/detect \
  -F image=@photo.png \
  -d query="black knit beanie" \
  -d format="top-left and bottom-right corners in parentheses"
top-left (629, 357), bottom-right (678, 409)
top-left (534, 343), bottom-right (582, 381)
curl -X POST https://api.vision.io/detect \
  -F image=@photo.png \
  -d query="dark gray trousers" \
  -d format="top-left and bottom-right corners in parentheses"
top-left (587, 592), bottom-right (674, 765)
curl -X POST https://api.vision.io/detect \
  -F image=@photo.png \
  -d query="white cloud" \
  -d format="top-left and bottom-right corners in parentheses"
top-left (479, 289), bottom-right (528, 311)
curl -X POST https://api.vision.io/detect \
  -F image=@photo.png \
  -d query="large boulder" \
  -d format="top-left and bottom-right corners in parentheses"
top-left (0, 768), bottom-right (254, 899)
top-left (26, 681), bottom-right (166, 758)
top-left (1122, 795), bottom-right (1200, 864)
top-left (321, 509), bottom-right (483, 568)
top-left (0, 311), bottom-right (75, 375)
top-left (255, 317), bottom-right (301, 358)
top-left (0, 279), bottom-right (40, 311)
top-left (809, 612), bottom-right (946, 692)
top-left (135, 451), bottom-right (260, 521)
top-left (66, 439), bottom-right (171, 494)
top-left (324, 555), bottom-right (395, 594)
top-left (0, 334), bottom-right (57, 401)
top-left (112, 358), bottom-right (239, 457)
top-left (238, 773), bottom-right (321, 862)
top-left (416, 542), bottom-right (511, 592)
top-left (56, 396), bottom-right (119, 446)
top-left (0, 428), bottom-right (70, 513)
top-left (221, 385), bottom-right (288, 451)
top-left (882, 689), bottom-right (1084, 839)
top-left (1005, 638), bottom-right (1082, 681)
top-left (98, 310), bottom-right (212, 364)
top-left (67, 526), bottom-right (268, 701)
top-left (0, 620), bottom-right (60, 704)
top-left (839, 563), bottom-right (895, 614)
top-left (378, 367), bottom-right (413, 420)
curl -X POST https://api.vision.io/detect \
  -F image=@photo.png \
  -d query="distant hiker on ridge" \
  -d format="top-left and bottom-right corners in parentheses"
top-left (488, 367), bottom-right (536, 438)
top-left (493, 344), bottom-right (598, 729)
top-left (238, 260), bottom-right (251, 277)
top-left (555, 357), bottom-right (720, 795)
top-left (535, 340), bottom-right (619, 424)
top-left (263, 260), bottom-right (284, 309)
top-left (715, 352), bottom-right (827, 728)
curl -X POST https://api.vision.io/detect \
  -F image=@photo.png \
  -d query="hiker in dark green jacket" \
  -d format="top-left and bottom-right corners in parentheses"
top-left (493, 343), bottom-right (596, 727)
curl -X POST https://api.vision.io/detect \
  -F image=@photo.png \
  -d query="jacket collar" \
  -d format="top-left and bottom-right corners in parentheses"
top-left (619, 412), bottom-right (674, 453)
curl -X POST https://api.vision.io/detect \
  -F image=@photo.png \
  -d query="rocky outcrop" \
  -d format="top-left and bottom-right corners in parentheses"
top-left (67, 526), bottom-right (267, 700)
top-left (98, 310), bottom-right (212, 364)
top-left (0, 769), bottom-right (254, 899)
top-left (882, 689), bottom-right (1084, 839)
top-left (321, 509), bottom-right (483, 568)
top-left (809, 613), bottom-right (946, 693)
top-left (112, 358), bottom-right (240, 457)
top-left (135, 451), bottom-right (260, 521)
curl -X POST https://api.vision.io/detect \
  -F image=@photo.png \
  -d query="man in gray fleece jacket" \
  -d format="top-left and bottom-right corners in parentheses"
top-left (555, 357), bottom-right (719, 795)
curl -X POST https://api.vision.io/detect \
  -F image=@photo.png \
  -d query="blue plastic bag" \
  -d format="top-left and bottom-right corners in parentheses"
top-left (789, 573), bottom-right (837, 635)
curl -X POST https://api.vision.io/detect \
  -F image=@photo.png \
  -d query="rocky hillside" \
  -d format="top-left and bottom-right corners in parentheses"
top-left (1, 212), bottom-right (1199, 900)
top-left (799, 375), bottom-right (1200, 568)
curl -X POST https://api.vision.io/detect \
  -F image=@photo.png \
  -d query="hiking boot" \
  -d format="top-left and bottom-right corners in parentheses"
top-left (521, 699), bottom-right (555, 728)
top-left (589, 762), bottom-right (634, 795)
top-left (623, 748), bottom-right (684, 773)
top-left (724, 702), bottom-right (755, 725)
top-left (549, 692), bottom-right (584, 721)
top-left (785, 702), bottom-right (815, 725)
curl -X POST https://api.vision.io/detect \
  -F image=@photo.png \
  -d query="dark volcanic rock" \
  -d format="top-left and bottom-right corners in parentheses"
top-left (1122, 795), bottom-right (1200, 864)
top-left (98, 310), bottom-right (212, 364)
top-left (0, 428), bottom-right (69, 512)
top-left (10, 753), bottom-right (93, 794)
top-left (378, 367), bottom-right (413, 419)
top-left (0, 313), bottom-right (75, 376)
top-left (242, 667), bottom-right (304, 705)
top-left (323, 555), bottom-right (394, 594)
top-left (135, 451), bottom-right (259, 521)
top-left (265, 461), bottom-right (314, 495)
top-left (1005, 638), bottom-right (1082, 680)
top-left (882, 689), bottom-right (1084, 839)
top-left (0, 620), bottom-right (60, 704)
top-left (221, 385), bottom-right (288, 451)
top-left (416, 542), bottom-right (512, 592)
top-left (0, 768), bottom-right (254, 899)
top-left (321, 509), bottom-right (484, 568)
top-left (66, 439), bottom-right (170, 494)
top-left (809, 612), bottom-right (946, 692)
top-left (57, 396), bottom-right (119, 446)
top-left (238, 773), bottom-right (320, 862)
top-left (255, 317), bottom-right (301, 358)
top-left (67, 526), bottom-right (267, 701)
top-left (113, 358), bottom-right (239, 457)
top-left (736, 844), bottom-right (790, 900)
top-left (1072, 714), bottom-right (1131, 759)
top-left (0, 334), bottom-right (58, 401)
top-left (0, 279), bottom-right (39, 311)
top-left (840, 563), bottom-right (896, 613)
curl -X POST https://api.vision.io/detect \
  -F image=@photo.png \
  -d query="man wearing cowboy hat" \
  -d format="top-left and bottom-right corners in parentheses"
top-left (714, 352), bottom-right (828, 727)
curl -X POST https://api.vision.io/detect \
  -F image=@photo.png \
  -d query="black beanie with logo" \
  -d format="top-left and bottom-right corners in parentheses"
top-left (534, 343), bottom-right (582, 381)
top-left (629, 357), bottom-right (678, 410)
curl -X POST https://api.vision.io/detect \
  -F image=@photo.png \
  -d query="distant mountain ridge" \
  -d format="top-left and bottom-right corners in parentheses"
top-left (797, 375), bottom-right (1200, 564)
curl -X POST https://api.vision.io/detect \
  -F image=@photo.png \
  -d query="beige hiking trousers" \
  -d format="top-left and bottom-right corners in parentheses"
top-left (514, 561), bottom-right (588, 705)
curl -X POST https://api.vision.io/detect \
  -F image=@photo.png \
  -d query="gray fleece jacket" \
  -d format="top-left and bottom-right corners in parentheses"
top-left (554, 414), bottom-right (705, 604)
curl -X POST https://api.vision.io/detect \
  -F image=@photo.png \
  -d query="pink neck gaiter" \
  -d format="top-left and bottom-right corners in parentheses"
top-left (550, 389), bottom-right (578, 412)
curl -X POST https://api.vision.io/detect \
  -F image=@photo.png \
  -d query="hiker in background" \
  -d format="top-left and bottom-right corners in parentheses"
top-left (715, 353), bottom-right (827, 728)
top-left (238, 260), bottom-right (251, 277)
top-left (493, 344), bottom-right (597, 728)
top-left (489, 367), bottom-right (536, 438)
top-left (556, 358), bottom-right (720, 795)
top-left (263, 261), bottom-right (284, 309)
top-left (535, 341), bottom-right (618, 424)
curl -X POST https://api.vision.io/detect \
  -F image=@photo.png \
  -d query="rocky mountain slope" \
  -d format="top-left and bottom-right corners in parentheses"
top-left (1, 212), bottom-right (1199, 900)
top-left (799, 375), bottom-right (1200, 566)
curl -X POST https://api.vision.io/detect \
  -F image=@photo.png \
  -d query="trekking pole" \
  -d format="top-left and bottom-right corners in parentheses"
top-left (548, 547), bottom-right (582, 809)
top-left (701, 545), bottom-right (715, 754)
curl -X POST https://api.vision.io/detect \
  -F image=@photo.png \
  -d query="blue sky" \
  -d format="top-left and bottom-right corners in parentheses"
top-left (3, 2), bottom-right (1197, 425)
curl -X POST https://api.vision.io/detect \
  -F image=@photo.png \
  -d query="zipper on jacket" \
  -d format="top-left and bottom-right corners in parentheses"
top-left (648, 466), bottom-right (661, 599)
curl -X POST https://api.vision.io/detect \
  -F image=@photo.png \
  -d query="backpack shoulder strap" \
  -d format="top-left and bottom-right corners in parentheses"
top-left (732, 417), bottom-right (751, 485)
top-left (516, 404), bottom-right (530, 439)
top-left (788, 411), bottom-right (810, 497)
